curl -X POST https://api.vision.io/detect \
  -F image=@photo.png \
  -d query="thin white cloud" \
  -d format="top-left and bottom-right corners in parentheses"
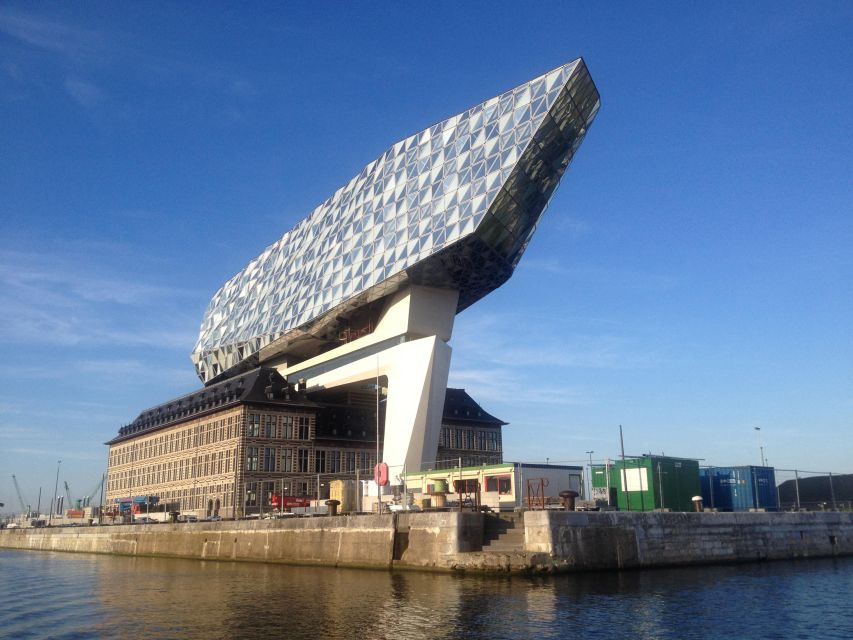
top-left (549, 214), bottom-right (590, 236)
top-left (0, 248), bottom-right (194, 304)
top-left (0, 247), bottom-right (201, 349)
top-left (0, 425), bottom-right (34, 438)
top-left (452, 311), bottom-right (661, 371)
top-left (64, 76), bottom-right (105, 108)
top-left (76, 359), bottom-right (195, 385)
top-left (449, 367), bottom-right (594, 407)
top-left (518, 258), bottom-right (681, 293)
top-left (0, 9), bottom-right (102, 61)
top-left (6, 447), bottom-right (102, 461)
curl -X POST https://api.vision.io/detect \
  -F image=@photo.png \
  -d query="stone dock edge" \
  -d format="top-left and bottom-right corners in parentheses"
top-left (1, 511), bottom-right (851, 574)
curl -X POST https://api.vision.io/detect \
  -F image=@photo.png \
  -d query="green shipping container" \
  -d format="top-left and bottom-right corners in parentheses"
top-left (609, 456), bottom-right (701, 512)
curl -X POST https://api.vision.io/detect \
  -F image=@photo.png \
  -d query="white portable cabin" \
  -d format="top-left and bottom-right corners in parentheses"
top-left (404, 462), bottom-right (583, 511)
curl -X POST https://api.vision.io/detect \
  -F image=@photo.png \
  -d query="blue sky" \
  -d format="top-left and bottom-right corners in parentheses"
top-left (1, 2), bottom-right (851, 509)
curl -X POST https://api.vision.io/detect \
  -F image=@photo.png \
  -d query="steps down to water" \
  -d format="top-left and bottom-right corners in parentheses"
top-left (482, 513), bottom-right (525, 552)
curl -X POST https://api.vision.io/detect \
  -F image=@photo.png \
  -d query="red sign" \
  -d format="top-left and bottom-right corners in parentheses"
top-left (374, 462), bottom-right (389, 486)
top-left (278, 496), bottom-right (311, 508)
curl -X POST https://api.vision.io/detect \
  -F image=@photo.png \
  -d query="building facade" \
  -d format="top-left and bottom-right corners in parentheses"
top-left (404, 462), bottom-right (582, 512)
top-left (436, 388), bottom-right (506, 468)
top-left (106, 373), bottom-right (508, 518)
top-left (188, 60), bottom-right (600, 475)
top-left (105, 368), bottom-right (377, 518)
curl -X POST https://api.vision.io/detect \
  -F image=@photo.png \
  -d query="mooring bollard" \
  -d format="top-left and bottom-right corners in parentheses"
top-left (692, 496), bottom-right (703, 512)
top-left (325, 499), bottom-right (340, 516)
top-left (559, 490), bottom-right (580, 511)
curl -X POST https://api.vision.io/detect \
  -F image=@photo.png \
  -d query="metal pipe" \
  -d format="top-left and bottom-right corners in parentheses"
top-left (794, 469), bottom-right (801, 510)
top-left (98, 474), bottom-right (105, 524)
top-left (375, 357), bottom-right (380, 514)
top-left (585, 450), bottom-right (594, 500)
top-left (829, 473), bottom-right (837, 511)
top-left (50, 460), bottom-right (61, 527)
top-left (619, 425), bottom-right (630, 511)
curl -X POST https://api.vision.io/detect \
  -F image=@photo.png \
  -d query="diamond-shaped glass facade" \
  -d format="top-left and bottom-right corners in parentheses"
top-left (192, 59), bottom-right (600, 383)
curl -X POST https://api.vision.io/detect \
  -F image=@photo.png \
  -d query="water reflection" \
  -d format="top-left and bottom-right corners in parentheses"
top-left (0, 551), bottom-right (851, 640)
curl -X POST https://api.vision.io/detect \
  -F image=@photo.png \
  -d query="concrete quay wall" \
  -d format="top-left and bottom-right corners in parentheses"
top-left (0, 512), bottom-right (480, 571)
top-left (0, 516), bottom-right (398, 568)
top-left (2, 511), bottom-right (851, 574)
top-left (395, 511), bottom-right (483, 568)
top-left (522, 511), bottom-right (853, 572)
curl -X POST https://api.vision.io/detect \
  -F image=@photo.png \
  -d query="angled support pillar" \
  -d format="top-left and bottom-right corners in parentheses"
top-left (283, 285), bottom-right (458, 474)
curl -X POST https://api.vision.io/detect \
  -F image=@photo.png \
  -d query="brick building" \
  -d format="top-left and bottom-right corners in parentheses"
top-left (105, 368), bottom-right (377, 518)
top-left (436, 388), bottom-right (506, 468)
top-left (106, 374), bottom-right (506, 518)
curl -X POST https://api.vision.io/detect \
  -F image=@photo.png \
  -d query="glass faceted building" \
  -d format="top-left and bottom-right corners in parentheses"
top-left (193, 59), bottom-right (600, 384)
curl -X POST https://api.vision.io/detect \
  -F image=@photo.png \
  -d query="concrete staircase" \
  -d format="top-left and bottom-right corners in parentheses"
top-left (481, 513), bottom-right (525, 553)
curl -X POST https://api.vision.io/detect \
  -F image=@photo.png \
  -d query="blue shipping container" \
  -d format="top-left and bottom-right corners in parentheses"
top-left (700, 466), bottom-right (778, 511)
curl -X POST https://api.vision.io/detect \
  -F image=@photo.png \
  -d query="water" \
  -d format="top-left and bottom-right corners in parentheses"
top-left (0, 550), bottom-right (851, 639)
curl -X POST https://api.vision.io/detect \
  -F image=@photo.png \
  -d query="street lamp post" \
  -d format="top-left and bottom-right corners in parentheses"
top-left (585, 451), bottom-right (595, 500)
top-left (376, 368), bottom-right (380, 513)
top-left (49, 459), bottom-right (61, 527)
top-left (754, 427), bottom-right (766, 466)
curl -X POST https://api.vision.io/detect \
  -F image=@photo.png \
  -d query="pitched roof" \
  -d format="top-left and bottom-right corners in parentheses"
top-left (442, 388), bottom-right (507, 426)
top-left (106, 367), bottom-right (317, 445)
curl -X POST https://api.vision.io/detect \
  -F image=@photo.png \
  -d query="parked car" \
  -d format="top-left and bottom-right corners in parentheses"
top-left (204, 515), bottom-right (222, 522)
top-left (177, 514), bottom-right (198, 523)
top-left (134, 517), bottom-right (159, 524)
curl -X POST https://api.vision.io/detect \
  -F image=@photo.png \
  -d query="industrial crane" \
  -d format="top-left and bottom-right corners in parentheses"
top-left (11, 475), bottom-right (30, 517)
top-left (64, 481), bottom-right (74, 511)
top-left (82, 476), bottom-right (105, 508)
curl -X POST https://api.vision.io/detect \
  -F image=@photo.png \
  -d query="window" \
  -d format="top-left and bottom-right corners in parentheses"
top-left (315, 450), bottom-right (327, 473)
top-left (297, 416), bottom-right (310, 439)
top-left (282, 416), bottom-right (294, 439)
top-left (248, 414), bottom-right (260, 437)
top-left (485, 475), bottom-right (512, 495)
top-left (262, 447), bottom-right (276, 472)
top-left (358, 451), bottom-right (368, 470)
top-left (329, 450), bottom-right (341, 473)
top-left (264, 415), bottom-right (276, 438)
top-left (281, 449), bottom-right (294, 473)
top-left (344, 451), bottom-right (356, 472)
top-left (246, 447), bottom-right (259, 471)
top-left (487, 432), bottom-right (499, 451)
top-left (453, 429), bottom-right (463, 449)
top-left (261, 481), bottom-right (275, 504)
top-left (245, 483), bottom-right (257, 507)
top-left (454, 478), bottom-right (479, 493)
top-left (297, 449), bottom-right (309, 473)
top-left (464, 430), bottom-right (474, 450)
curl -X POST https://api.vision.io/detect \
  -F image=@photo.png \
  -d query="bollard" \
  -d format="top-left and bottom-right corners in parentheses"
top-left (325, 499), bottom-right (340, 516)
top-left (692, 496), bottom-right (703, 512)
top-left (559, 490), bottom-right (580, 511)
